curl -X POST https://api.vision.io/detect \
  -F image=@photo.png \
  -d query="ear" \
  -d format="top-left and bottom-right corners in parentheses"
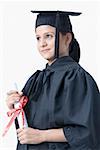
top-left (65, 32), bottom-right (72, 46)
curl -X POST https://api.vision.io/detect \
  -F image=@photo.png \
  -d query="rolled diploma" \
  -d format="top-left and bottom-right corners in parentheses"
top-left (14, 102), bottom-right (28, 128)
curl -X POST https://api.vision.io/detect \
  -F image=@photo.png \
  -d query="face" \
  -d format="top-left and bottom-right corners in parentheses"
top-left (35, 25), bottom-right (71, 64)
top-left (35, 25), bottom-right (55, 63)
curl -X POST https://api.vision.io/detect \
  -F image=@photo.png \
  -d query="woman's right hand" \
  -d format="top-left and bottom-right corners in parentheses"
top-left (6, 91), bottom-right (23, 110)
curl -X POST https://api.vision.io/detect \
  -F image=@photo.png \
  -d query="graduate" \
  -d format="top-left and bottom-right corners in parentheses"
top-left (6, 11), bottom-right (100, 150)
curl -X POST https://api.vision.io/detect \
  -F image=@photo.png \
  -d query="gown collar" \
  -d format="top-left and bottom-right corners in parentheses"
top-left (46, 56), bottom-right (76, 70)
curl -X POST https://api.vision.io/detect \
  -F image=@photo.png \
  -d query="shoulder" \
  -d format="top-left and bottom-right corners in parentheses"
top-left (22, 70), bottom-right (41, 94)
top-left (78, 64), bottom-right (98, 84)
top-left (63, 63), bottom-right (99, 87)
top-left (27, 70), bottom-right (41, 83)
top-left (71, 64), bottom-right (99, 92)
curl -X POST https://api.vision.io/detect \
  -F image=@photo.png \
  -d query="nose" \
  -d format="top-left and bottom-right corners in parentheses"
top-left (40, 38), bottom-right (47, 47)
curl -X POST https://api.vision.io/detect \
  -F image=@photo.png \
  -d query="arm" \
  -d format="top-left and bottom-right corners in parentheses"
top-left (17, 127), bottom-right (67, 144)
top-left (44, 128), bottom-right (67, 142)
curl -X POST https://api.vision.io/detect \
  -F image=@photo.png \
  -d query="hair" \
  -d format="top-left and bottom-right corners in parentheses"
top-left (69, 38), bottom-right (80, 63)
top-left (61, 31), bottom-right (80, 63)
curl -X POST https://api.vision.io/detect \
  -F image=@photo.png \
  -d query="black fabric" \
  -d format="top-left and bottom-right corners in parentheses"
top-left (35, 12), bottom-right (72, 33)
top-left (17, 56), bottom-right (100, 150)
top-left (55, 12), bottom-right (60, 58)
top-left (32, 11), bottom-right (81, 33)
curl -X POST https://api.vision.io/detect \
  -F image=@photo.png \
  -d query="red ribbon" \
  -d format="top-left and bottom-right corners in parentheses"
top-left (2, 96), bottom-right (28, 137)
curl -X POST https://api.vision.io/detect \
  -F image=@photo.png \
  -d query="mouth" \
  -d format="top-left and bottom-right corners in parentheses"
top-left (41, 49), bottom-right (50, 52)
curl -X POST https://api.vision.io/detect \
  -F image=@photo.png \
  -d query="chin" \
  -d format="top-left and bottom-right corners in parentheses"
top-left (41, 53), bottom-right (54, 61)
top-left (43, 56), bottom-right (54, 62)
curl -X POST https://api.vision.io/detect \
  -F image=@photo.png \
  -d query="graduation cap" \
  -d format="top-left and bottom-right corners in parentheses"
top-left (31, 10), bottom-right (81, 62)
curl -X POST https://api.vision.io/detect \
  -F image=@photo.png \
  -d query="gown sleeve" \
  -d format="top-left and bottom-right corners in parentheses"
top-left (62, 67), bottom-right (100, 149)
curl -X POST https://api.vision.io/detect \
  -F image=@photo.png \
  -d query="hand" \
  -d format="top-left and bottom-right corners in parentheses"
top-left (17, 127), bottom-right (45, 144)
top-left (6, 90), bottom-right (23, 109)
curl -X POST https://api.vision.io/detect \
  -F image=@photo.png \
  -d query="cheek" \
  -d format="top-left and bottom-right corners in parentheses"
top-left (48, 39), bottom-right (55, 48)
top-left (37, 42), bottom-right (40, 50)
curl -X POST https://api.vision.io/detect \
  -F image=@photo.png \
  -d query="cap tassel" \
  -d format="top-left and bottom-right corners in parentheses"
top-left (55, 11), bottom-right (60, 58)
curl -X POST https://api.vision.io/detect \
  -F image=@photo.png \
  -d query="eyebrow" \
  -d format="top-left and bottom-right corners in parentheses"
top-left (36, 32), bottom-right (55, 37)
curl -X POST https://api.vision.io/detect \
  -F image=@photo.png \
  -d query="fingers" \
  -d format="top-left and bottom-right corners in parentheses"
top-left (17, 128), bottom-right (27, 144)
top-left (7, 90), bottom-right (23, 96)
top-left (17, 128), bottom-right (28, 136)
top-left (17, 128), bottom-right (24, 138)
top-left (17, 128), bottom-right (29, 142)
top-left (6, 91), bottom-right (23, 109)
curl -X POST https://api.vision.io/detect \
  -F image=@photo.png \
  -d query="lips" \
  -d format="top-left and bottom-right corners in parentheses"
top-left (41, 49), bottom-right (50, 52)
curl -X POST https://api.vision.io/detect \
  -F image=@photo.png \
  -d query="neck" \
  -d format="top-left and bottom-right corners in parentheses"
top-left (48, 58), bottom-right (57, 65)
top-left (48, 54), bottom-right (69, 66)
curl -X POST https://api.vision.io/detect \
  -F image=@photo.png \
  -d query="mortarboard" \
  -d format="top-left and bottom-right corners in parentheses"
top-left (31, 10), bottom-right (81, 62)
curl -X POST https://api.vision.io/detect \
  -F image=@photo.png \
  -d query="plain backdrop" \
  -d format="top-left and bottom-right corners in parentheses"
top-left (0, 0), bottom-right (100, 149)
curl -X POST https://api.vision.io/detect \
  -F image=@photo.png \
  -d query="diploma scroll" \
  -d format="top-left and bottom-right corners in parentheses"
top-left (14, 83), bottom-right (28, 128)
top-left (2, 96), bottom-right (28, 137)
top-left (14, 100), bottom-right (28, 128)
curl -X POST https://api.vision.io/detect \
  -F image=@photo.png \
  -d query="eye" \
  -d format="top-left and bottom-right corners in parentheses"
top-left (36, 36), bottom-right (40, 41)
top-left (46, 34), bottom-right (53, 39)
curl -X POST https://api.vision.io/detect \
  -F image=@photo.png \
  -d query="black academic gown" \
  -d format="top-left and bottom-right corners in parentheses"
top-left (16, 56), bottom-right (100, 150)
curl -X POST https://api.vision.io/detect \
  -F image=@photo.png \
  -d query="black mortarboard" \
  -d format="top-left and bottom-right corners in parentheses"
top-left (31, 10), bottom-right (81, 62)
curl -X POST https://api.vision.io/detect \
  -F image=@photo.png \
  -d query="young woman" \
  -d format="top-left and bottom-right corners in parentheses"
top-left (6, 11), bottom-right (100, 150)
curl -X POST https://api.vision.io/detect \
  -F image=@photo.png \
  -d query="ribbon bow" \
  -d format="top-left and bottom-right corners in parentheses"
top-left (2, 96), bottom-right (28, 137)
